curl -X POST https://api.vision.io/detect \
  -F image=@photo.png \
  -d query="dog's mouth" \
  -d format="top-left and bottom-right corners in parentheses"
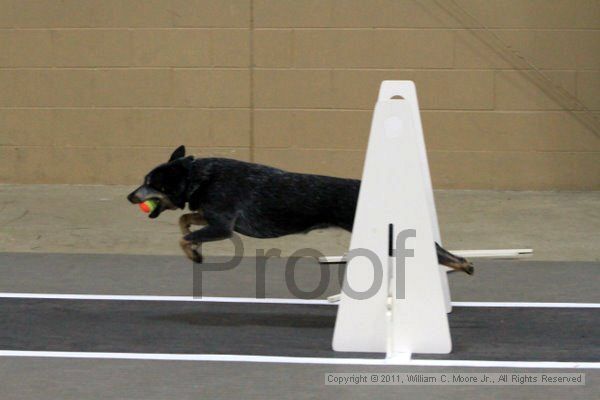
top-left (147, 198), bottom-right (164, 219)
top-left (147, 196), bottom-right (178, 219)
top-left (127, 185), bottom-right (178, 219)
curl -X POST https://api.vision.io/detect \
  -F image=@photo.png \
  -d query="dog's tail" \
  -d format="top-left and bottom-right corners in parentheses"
top-left (435, 243), bottom-right (474, 275)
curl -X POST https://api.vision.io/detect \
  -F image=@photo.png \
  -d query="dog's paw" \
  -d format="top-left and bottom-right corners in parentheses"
top-left (179, 238), bottom-right (203, 263)
top-left (190, 251), bottom-right (203, 263)
top-left (463, 262), bottom-right (475, 275)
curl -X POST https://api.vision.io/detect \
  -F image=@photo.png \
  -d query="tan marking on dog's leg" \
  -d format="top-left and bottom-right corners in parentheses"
top-left (445, 259), bottom-right (475, 275)
top-left (179, 212), bottom-right (207, 235)
top-left (179, 237), bottom-right (203, 263)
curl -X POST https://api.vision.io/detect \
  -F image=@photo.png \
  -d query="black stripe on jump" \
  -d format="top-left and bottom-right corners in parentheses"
top-left (388, 223), bottom-right (394, 257)
top-left (0, 299), bottom-right (598, 362)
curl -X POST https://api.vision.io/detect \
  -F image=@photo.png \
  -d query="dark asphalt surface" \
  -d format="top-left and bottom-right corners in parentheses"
top-left (1, 299), bottom-right (598, 362)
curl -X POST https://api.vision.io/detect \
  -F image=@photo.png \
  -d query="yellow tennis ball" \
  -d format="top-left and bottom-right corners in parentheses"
top-left (139, 199), bottom-right (158, 213)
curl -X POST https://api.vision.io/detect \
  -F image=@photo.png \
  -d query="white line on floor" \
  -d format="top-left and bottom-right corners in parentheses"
top-left (0, 350), bottom-right (598, 369)
top-left (1, 293), bottom-right (599, 308)
top-left (0, 293), bottom-right (331, 305)
top-left (452, 301), bottom-right (600, 309)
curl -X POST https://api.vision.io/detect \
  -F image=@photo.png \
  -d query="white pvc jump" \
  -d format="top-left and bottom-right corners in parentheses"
top-left (333, 81), bottom-right (452, 357)
top-left (331, 81), bottom-right (532, 359)
top-left (319, 248), bottom-right (533, 264)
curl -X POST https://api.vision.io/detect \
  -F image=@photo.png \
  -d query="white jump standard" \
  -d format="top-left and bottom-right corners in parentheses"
top-left (331, 81), bottom-right (532, 358)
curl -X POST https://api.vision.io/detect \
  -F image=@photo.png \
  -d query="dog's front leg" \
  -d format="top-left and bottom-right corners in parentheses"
top-left (179, 212), bottom-right (207, 235)
top-left (180, 215), bottom-right (234, 263)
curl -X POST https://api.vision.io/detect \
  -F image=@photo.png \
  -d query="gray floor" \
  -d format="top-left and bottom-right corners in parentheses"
top-left (0, 253), bottom-right (599, 399)
top-left (1, 186), bottom-right (599, 399)
top-left (1, 359), bottom-right (596, 400)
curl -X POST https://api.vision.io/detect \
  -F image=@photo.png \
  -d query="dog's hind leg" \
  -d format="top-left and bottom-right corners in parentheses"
top-left (436, 243), bottom-right (474, 275)
top-left (179, 212), bottom-right (207, 235)
top-left (180, 213), bottom-right (235, 263)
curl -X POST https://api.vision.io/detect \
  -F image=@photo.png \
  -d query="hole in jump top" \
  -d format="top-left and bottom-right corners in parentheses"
top-left (390, 95), bottom-right (404, 100)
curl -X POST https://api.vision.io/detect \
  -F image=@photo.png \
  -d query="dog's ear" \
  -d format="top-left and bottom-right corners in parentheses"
top-left (168, 145), bottom-right (186, 162)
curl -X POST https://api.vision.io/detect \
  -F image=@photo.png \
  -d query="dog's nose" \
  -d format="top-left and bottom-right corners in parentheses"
top-left (127, 190), bottom-right (141, 204)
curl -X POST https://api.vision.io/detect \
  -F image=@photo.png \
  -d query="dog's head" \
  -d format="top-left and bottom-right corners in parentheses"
top-left (127, 145), bottom-right (193, 218)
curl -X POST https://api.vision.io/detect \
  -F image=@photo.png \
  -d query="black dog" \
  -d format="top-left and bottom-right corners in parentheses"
top-left (127, 146), bottom-right (473, 274)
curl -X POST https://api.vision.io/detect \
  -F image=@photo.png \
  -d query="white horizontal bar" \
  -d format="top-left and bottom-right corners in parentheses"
top-left (1, 293), bottom-right (598, 308)
top-left (452, 249), bottom-right (533, 258)
top-left (318, 249), bottom-right (534, 264)
top-left (0, 350), bottom-right (597, 369)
